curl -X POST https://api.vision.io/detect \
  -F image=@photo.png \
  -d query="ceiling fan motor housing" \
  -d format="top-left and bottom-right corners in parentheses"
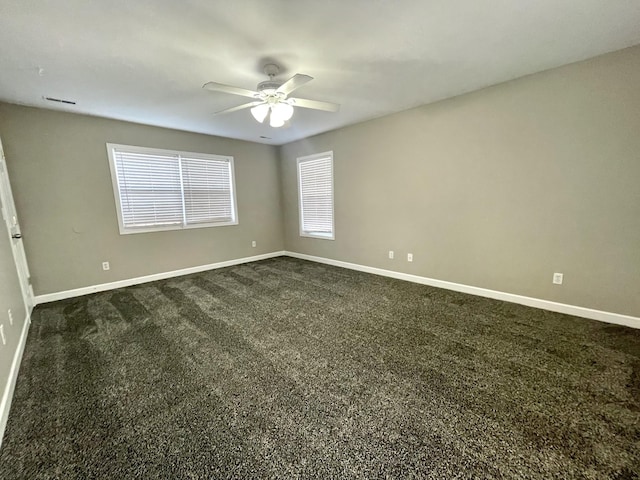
top-left (257, 80), bottom-right (283, 95)
top-left (257, 63), bottom-right (284, 95)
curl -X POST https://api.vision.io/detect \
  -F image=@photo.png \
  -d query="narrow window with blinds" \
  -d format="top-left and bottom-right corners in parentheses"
top-left (297, 151), bottom-right (334, 239)
top-left (106, 143), bottom-right (238, 234)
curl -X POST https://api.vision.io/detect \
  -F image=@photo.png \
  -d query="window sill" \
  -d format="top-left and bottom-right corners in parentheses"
top-left (300, 232), bottom-right (335, 240)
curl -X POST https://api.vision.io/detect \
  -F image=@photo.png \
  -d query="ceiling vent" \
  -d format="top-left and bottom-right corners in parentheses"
top-left (43, 96), bottom-right (76, 105)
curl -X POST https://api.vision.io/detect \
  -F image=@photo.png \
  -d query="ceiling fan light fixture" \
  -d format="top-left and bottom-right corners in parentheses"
top-left (250, 103), bottom-right (269, 123)
top-left (269, 111), bottom-right (285, 128)
top-left (268, 101), bottom-right (294, 127)
top-left (272, 102), bottom-right (294, 121)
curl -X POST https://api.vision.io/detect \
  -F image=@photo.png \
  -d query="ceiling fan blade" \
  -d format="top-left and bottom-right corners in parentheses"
top-left (215, 101), bottom-right (265, 115)
top-left (276, 74), bottom-right (313, 95)
top-left (289, 97), bottom-right (340, 112)
top-left (203, 81), bottom-right (259, 99)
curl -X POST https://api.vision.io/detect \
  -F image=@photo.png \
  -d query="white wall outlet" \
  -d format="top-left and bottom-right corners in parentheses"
top-left (407, 253), bottom-right (413, 262)
top-left (553, 272), bottom-right (563, 285)
top-left (388, 250), bottom-right (394, 259)
top-left (0, 325), bottom-right (5, 345)
top-left (7, 309), bottom-right (12, 326)
top-left (251, 240), bottom-right (257, 248)
top-left (102, 261), bottom-right (110, 271)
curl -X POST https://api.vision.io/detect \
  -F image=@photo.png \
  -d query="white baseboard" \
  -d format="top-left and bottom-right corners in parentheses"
top-left (34, 251), bottom-right (286, 305)
top-left (284, 251), bottom-right (640, 330)
top-left (0, 312), bottom-right (30, 449)
top-left (31, 249), bottom-right (639, 329)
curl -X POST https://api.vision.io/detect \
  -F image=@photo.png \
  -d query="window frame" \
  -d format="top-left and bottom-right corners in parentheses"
top-left (297, 150), bottom-right (335, 240)
top-left (106, 143), bottom-right (238, 235)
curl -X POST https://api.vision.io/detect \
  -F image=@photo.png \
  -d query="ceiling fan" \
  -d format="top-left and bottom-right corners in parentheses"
top-left (203, 64), bottom-right (340, 128)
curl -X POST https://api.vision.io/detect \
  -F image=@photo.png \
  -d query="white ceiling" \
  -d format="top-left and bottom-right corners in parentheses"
top-left (1, 1), bottom-right (639, 146)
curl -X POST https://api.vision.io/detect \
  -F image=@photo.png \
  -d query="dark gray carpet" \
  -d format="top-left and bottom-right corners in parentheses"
top-left (1, 257), bottom-right (638, 479)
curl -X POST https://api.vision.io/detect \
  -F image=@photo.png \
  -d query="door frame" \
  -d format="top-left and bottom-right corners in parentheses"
top-left (0, 137), bottom-right (34, 315)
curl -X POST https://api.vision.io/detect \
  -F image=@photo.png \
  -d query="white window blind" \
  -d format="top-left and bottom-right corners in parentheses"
top-left (107, 144), bottom-right (237, 234)
top-left (181, 156), bottom-right (234, 225)
top-left (113, 150), bottom-right (183, 228)
top-left (297, 151), bottom-right (334, 239)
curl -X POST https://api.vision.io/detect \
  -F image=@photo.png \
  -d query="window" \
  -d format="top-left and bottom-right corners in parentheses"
top-left (297, 151), bottom-right (334, 239)
top-left (106, 143), bottom-right (238, 234)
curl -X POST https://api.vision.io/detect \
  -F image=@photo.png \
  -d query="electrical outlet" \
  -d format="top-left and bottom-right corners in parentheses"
top-left (553, 272), bottom-right (563, 285)
top-left (7, 309), bottom-right (12, 326)
top-left (102, 261), bottom-right (110, 271)
top-left (407, 253), bottom-right (413, 262)
top-left (251, 240), bottom-right (257, 248)
top-left (0, 325), bottom-right (5, 345)
top-left (388, 250), bottom-right (394, 259)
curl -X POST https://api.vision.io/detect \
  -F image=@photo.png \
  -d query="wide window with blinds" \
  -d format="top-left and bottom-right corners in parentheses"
top-left (297, 151), bottom-right (334, 239)
top-left (106, 143), bottom-right (238, 234)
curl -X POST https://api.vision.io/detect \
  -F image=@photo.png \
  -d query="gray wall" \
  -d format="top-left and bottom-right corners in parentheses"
top-left (280, 46), bottom-right (640, 317)
top-left (1, 46), bottom-right (639, 318)
top-left (0, 104), bottom-right (284, 295)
